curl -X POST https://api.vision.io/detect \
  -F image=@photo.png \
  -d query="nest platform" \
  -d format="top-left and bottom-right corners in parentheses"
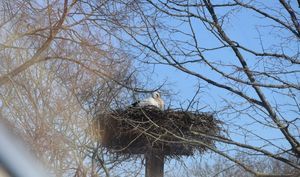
top-left (92, 106), bottom-right (220, 156)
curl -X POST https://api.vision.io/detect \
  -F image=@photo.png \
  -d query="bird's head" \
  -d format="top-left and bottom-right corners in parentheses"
top-left (152, 91), bottom-right (160, 99)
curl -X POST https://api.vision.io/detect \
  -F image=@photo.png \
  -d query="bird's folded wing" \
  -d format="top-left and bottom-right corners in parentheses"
top-left (131, 101), bottom-right (140, 107)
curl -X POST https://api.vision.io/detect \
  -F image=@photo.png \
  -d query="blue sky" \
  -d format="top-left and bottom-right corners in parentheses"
top-left (127, 1), bottom-right (300, 159)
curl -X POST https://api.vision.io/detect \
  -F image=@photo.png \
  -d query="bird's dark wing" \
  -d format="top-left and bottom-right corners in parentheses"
top-left (131, 101), bottom-right (140, 107)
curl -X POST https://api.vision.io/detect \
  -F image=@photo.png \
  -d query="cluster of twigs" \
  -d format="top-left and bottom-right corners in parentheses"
top-left (92, 106), bottom-right (220, 156)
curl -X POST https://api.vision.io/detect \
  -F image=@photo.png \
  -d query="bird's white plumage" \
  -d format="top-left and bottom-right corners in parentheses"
top-left (138, 97), bottom-right (160, 107)
top-left (135, 91), bottom-right (164, 110)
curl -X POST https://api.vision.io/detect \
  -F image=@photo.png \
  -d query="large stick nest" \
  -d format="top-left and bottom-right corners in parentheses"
top-left (92, 106), bottom-right (220, 156)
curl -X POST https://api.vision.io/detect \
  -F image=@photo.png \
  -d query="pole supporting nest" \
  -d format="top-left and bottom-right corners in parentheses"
top-left (145, 150), bottom-right (164, 177)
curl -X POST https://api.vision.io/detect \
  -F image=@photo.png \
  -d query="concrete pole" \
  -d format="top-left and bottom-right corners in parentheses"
top-left (145, 151), bottom-right (164, 177)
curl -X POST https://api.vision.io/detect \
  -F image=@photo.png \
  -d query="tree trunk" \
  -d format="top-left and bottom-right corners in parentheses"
top-left (145, 151), bottom-right (164, 177)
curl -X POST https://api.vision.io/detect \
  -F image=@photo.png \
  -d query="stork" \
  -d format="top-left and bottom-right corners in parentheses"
top-left (132, 91), bottom-right (164, 110)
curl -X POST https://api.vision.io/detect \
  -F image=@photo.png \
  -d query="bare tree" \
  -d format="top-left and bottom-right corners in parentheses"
top-left (0, 0), bottom-right (139, 176)
top-left (96, 0), bottom-right (300, 176)
top-left (182, 153), bottom-right (299, 177)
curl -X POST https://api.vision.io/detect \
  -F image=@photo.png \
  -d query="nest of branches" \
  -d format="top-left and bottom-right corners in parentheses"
top-left (92, 106), bottom-right (220, 156)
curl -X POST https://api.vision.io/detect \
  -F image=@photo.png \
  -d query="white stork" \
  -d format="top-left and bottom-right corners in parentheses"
top-left (132, 91), bottom-right (164, 110)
